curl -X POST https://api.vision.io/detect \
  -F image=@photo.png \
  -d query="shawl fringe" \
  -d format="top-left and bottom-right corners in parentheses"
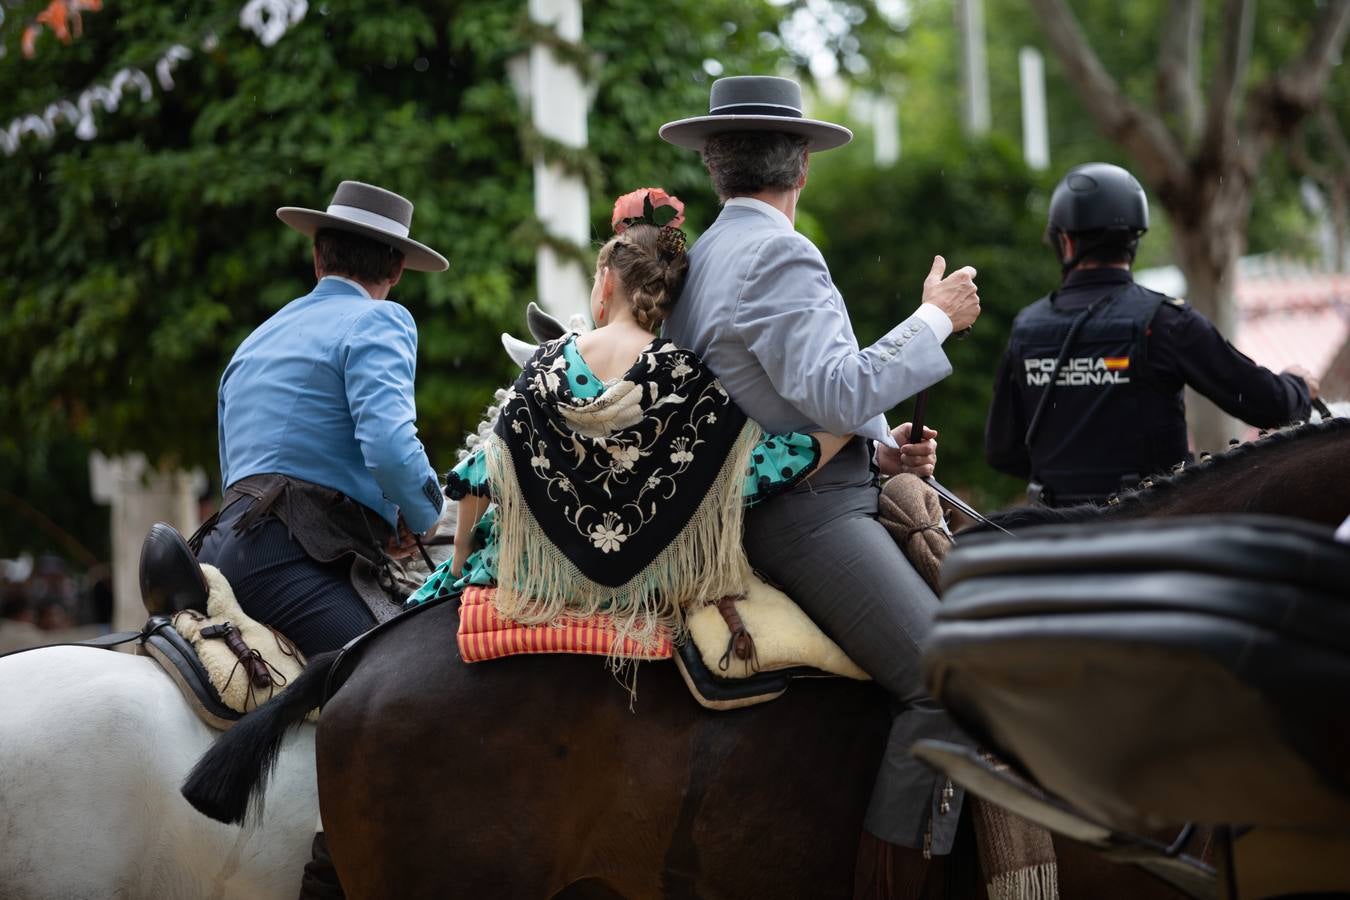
top-left (987, 864), bottom-right (1059, 900)
top-left (485, 421), bottom-right (762, 667)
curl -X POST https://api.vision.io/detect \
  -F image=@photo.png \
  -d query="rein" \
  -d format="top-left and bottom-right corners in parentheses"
top-left (0, 620), bottom-right (157, 662)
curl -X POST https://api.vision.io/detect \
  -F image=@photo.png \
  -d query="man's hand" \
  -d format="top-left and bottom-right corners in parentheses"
top-left (876, 422), bottom-right (938, 478)
top-left (1284, 364), bottom-right (1321, 400)
top-left (387, 515), bottom-right (438, 559)
top-left (922, 255), bottom-right (981, 332)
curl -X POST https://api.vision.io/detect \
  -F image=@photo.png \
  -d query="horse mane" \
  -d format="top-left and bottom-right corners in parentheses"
top-left (975, 416), bottom-right (1350, 533)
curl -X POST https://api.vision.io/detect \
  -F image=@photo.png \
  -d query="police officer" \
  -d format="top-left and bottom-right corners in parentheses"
top-left (986, 162), bottom-right (1318, 506)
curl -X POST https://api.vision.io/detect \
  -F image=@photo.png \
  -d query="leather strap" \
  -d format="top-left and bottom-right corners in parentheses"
top-left (714, 593), bottom-right (757, 671)
top-left (202, 622), bottom-right (275, 688)
top-left (0, 629), bottom-right (142, 662)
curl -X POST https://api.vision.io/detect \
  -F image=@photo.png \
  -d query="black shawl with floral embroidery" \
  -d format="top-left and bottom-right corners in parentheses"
top-left (492, 336), bottom-right (751, 593)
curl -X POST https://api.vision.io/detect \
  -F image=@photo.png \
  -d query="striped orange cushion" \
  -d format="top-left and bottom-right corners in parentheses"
top-left (457, 586), bottom-right (674, 663)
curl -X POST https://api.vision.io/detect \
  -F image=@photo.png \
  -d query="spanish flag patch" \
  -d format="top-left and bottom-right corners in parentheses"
top-left (1103, 357), bottom-right (1130, 371)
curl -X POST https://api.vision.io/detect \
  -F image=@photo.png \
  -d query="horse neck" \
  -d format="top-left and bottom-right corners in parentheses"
top-left (1136, 427), bottom-right (1346, 525)
top-left (982, 420), bottom-right (1349, 532)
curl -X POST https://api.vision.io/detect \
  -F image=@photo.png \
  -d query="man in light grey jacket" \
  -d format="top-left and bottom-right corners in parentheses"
top-left (662, 76), bottom-right (982, 864)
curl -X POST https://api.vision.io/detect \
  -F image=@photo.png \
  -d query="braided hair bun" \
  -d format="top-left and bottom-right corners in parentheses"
top-left (656, 225), bottom-right (687, 259)
top-left (599, 189), bottom-right (690, 333)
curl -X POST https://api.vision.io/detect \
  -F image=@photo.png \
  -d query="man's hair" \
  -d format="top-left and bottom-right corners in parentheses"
top-left (1067, 228), bottom-right (1139, 267)
top-left (700, 131), bottom-right (809, 199)
top-left (314, 227), bottom-right (405, 283)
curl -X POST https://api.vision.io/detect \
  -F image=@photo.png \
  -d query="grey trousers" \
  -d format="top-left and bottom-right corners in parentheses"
top-left (743, 439), bottom-right (970, 854)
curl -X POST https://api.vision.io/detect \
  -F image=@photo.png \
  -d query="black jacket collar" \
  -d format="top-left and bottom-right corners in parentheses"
top-left (1062, 267), bottom-right (1133, 289)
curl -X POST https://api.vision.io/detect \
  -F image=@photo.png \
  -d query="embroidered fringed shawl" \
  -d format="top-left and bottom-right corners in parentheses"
top-left (482, 336), bottom-right (760, 652)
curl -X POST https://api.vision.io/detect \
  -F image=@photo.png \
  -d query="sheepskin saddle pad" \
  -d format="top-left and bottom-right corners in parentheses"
top-left (138, 564), bottom-right (308, 730)
top-left (458, 577), bottom-right (868, 710)
top-left (677, 574), bottom-right (869, 710)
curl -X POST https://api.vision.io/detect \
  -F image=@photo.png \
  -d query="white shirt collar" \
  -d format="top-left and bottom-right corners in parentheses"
top-left (724, 196), bottom-right (794, 232)
top-left (320, 274), bottom-right (373, 299)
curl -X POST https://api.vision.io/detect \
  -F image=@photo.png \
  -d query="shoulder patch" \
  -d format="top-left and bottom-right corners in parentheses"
top-left (1166, 296), bottom-right (1187, 307)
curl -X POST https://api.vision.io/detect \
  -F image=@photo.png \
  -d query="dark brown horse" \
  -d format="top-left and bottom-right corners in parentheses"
top-left (979, 417), bottom-right (1350, 532)
top-left (183, 418), bottom-right (1348, 899)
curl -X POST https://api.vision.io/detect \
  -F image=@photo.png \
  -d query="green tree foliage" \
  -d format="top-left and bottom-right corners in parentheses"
top-left (8, 0), bottom-right (1332, 559)
top-left (0, 0), bottom-right (785, 557)
top-left (802, 128), bottom-right (1055, 507)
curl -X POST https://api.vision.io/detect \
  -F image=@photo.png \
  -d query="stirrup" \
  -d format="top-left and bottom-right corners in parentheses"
top-left (139, 522), bottom-right (210, 616)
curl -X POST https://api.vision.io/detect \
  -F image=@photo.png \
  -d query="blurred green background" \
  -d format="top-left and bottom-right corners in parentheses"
top-left (1, 0), bottom-right (1342, 572)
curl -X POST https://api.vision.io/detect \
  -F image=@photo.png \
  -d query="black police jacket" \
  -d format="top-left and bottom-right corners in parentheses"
top-left (986, 268), bottom-right (1311, 500)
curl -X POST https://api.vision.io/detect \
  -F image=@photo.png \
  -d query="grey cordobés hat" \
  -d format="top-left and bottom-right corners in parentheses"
top-left (277, 180), bottom-right (449, 272)
top-left (659, 75), bottom-right (853, 152)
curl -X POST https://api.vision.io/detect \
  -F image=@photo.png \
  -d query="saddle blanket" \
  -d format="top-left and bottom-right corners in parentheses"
top-left (457, 586), bottom-right (674, 663)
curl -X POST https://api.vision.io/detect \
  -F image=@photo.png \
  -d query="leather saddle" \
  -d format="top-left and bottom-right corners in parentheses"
top-left (134, 522), bottom-right (239, 730)
top-left (675, 588), bottom-right (866, 711)
top-left (139, 521), bottom-right (210, 616)
top-left (139, 615), bottom-right (242, 730)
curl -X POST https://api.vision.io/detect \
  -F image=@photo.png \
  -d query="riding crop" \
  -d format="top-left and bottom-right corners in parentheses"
top-left (905, 389), bottom-right (1014, 537)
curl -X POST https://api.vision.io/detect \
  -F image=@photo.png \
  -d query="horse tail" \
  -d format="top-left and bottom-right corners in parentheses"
top-left (181, 648), bottom-right (340, 825)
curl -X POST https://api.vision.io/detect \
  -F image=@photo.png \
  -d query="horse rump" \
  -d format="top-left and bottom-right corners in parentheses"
top-left (181, 649), bottom-right (339, 824)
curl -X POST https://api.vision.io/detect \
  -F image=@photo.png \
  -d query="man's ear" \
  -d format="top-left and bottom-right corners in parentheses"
top-left (389, 260), bottom-right (405, 289)
top-left (798, 151), bottom-right (810, 190)
top-left (313, 246), bottom-right (322, 280)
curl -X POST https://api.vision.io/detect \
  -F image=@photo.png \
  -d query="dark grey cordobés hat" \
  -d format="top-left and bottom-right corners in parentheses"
top-left (659, 75), bottom-right (852, 153)
top-left (277, 181), bottom-right (449, 272)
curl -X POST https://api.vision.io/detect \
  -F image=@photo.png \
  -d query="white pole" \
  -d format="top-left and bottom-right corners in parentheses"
top-left (527, 0), bottom-right (590, 323)
top-left (1019, 46), bottom-right (1049, 171)
top-left (956, 0), bottom-right (990, 137)
top-left (90, 453), bottom-right (204, 632)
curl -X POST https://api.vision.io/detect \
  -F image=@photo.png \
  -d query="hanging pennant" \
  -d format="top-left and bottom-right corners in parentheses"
top-left (1, 0), bottom-right (307, 155)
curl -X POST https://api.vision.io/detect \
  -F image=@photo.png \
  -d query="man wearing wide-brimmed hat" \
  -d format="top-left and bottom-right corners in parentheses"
top-left (662, 76), bottom-right (981, 868)
top-left (197, 181), bottom-right (448, 659)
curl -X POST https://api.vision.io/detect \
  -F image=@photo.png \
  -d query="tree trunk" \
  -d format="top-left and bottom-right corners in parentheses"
top-left (1167, 175), bottom-right (1251, 454)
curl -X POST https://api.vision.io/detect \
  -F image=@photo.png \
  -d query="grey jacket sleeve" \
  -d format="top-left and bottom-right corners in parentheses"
top-left (730, 231), bottom-right (952, 436)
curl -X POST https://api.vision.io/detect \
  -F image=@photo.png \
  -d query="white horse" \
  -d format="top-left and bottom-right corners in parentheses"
top-left (0, 644), bottom-right (317, 900)
top-left (0, 515), bottom-right (455, 900)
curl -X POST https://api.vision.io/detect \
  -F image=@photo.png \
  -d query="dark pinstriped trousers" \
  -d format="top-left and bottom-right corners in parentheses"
top-left (196, 497), bottom-right (377, 658)
top-left (742, 439), bottom-right (970, 854)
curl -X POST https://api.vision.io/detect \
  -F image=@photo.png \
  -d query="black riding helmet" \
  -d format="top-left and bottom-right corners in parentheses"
top-left (1046, 162), bottom-right (1149, 273)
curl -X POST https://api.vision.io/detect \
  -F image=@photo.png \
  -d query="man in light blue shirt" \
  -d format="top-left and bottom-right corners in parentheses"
top-left (662, 77), bottom-right (982, 867)
top-left (198, 181), bottom-right (447, 658)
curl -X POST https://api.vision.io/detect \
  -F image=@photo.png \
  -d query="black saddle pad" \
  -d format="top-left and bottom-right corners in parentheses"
top-left (140, 616), bottom-right (241, 726)
top-left (927, 515), bottom-right (1350, 831)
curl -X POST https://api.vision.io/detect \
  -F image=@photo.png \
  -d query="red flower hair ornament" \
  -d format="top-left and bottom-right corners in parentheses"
top-left (611, 188), bottom-right (685, 234)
